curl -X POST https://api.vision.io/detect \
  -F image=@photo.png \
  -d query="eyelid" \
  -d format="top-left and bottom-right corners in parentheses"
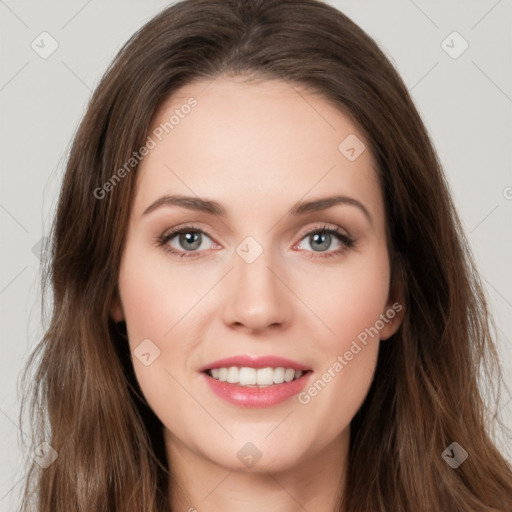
top-left (294, 222), bottom-right (350, 243)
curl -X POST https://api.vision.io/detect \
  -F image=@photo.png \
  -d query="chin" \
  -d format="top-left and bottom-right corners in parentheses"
top-left (202, 439), bottom-right (311, 474)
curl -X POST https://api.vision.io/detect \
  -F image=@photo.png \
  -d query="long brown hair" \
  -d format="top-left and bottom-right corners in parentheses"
top-left (19, 0), bottom-right (512, 510)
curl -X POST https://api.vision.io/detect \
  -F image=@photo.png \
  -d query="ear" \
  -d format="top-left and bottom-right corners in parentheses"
top-left (380, 253), bottom-right (406, 340)
top-left (379, 298), bottom-right (405, 340)
top-left (109, 290), bottom-right (125, 323)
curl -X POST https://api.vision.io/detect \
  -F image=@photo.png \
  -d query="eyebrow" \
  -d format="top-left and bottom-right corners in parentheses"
top-left (142, 194), bottom-right (372, 225)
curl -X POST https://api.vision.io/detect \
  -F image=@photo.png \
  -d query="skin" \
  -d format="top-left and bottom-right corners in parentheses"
top-left (111, 75), bottom-right (404, 512)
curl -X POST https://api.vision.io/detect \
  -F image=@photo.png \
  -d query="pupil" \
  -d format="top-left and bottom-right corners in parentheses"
top-left (180, 232), bottom-right (201, 250)
top-left (311, 232), bottom-right (330, 251)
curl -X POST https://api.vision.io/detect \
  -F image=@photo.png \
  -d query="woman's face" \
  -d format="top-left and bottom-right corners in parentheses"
top-left (112, 76), bottom-right (402, 474)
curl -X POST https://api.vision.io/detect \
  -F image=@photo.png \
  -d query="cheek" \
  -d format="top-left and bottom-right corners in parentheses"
top-left (117, 256), bottom-right (193, 430)
top-left (300, 244), bottom-right (390, 353)
top-left (117, 246), bottom-right (207, 411)
top-left (294, 246), bottom-right (389, 434)
top-left (118, 246), bottom-right (194, 343)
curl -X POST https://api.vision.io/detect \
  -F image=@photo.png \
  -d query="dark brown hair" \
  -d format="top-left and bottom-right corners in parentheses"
top-left (19, 0), bottom-right (512, 510)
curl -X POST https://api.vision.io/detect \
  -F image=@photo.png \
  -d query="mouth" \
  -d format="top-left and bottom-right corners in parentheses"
top-left (199, 355), bottom-right (313, 408)
top-left (204, 366), bottom-right (311, 387)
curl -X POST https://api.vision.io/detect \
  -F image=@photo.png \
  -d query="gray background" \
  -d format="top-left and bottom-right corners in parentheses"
top-left (1, 0), bottom-right (511, 509)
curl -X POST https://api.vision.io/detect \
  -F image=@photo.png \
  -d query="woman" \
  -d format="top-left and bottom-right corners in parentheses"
top-left (19, 0), bottom-right (512, 510)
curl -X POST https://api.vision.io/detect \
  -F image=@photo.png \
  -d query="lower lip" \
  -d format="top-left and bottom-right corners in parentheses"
top-left (202, 371), bottom-right (311, 408)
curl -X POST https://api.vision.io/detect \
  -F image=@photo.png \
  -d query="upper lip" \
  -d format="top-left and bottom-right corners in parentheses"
top-left (199, 355), bottom-right (311, 372)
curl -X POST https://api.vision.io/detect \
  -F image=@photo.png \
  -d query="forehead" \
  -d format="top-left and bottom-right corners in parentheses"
top-left (133, 76), bottom-right (383, 224)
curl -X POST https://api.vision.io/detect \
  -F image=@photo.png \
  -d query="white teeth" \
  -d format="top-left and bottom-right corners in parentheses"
top-left (256, 367), bottom-right (274, 385)
top-left (239, 367), bottom-right (257, 386)
top-left (208, 366), bottom-right (306, 387)
top-left (227, 366), bottom-right (239, 383)
top-left (284, 368), bottom-right (295, 382)
top-left (273, 367), bottom-right (285, 384)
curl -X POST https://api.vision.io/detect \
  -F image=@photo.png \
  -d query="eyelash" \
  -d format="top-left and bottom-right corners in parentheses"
top-left (154, 223), bottom-right (356, 260)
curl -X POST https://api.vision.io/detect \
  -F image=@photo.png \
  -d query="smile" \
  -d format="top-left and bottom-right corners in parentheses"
top-left (207, 366), bottom-right (304, 387)
top-left (200, 355), bottom-right (313, 408)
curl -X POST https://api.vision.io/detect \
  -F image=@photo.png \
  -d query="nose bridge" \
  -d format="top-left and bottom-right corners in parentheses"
top-left (222, 234), bottom-right (291, 331)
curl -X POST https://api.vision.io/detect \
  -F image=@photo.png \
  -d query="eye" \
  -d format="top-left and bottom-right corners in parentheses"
top-left (155, 224), bottom-right (217, 259)
top-left (155, 223), bottom-right (356, 260)
top-left (294, 224), bottom-right (355, 259)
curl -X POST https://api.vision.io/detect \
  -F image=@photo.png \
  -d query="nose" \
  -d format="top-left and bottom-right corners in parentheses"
top-left (221, 245), bottom-right (293, 333)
